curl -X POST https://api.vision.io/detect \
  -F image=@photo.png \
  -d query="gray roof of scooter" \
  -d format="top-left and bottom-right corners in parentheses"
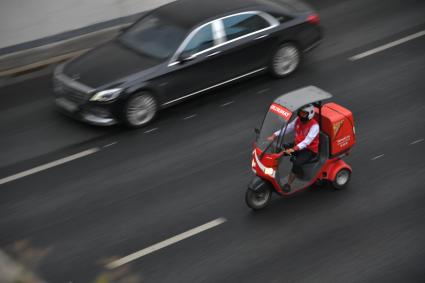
top-left (274, 86), bottom-right (333, 111)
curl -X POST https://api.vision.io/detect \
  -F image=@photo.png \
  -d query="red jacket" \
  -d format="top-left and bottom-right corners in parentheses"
top-left (295, 118), bottom-right (319, 153)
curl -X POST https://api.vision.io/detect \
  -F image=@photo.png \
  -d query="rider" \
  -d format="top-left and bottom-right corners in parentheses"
top-left (269, 104), bottom-right (319, 192)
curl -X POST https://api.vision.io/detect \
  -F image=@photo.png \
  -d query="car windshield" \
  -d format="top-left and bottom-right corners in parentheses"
top-left (257, 104), bottom-right (292, 152)
top-left (119, 14), bottom-right (187, 59)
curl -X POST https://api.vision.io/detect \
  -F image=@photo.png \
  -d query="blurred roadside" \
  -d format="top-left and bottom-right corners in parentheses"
top-left (0, 250), bottom-right (45, 283)
top-left (0, 0), bottom-right (177, 80)
top-left (0, 19), bottom-right (133, 79)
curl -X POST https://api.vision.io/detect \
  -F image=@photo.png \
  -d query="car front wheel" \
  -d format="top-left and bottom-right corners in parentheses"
top-left (123, 91), bottom-right (158, 128)
top-left (269, 43), bottom-right (301, 78)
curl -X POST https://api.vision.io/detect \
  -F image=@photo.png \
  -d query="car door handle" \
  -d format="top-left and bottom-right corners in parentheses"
top-left (207, 50), bottom-right (221, 57)
top-left (255, 34), bottom-right (269, 40)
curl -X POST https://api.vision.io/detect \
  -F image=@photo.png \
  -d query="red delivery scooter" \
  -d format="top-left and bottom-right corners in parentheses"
top-left (246, 86), bottom-right (356, 210)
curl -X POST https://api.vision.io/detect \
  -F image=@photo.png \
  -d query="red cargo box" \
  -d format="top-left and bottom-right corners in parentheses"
top-left (315, 103), bottom-right (356, 156)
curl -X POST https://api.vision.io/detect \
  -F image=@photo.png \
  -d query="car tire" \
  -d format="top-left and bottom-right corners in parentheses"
top-left (332, 169), bottom-right (351, 190)
top-left (269, 42), bottom-right (301, 78)
top-left (122, 91), bottom-right (158, 128)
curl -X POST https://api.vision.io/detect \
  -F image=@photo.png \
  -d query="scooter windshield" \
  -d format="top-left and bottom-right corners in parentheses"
top-left (257, 103), bottom-right (292, 152)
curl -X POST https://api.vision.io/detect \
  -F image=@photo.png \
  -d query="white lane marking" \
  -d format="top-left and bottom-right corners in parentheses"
top-left (103, 141), bottom-right (117, 148)
top-left (409, 138), bottom-right (424, 145)
top-left (220, 101), bottom-right (234, 107)
top-left (371, 154), bottom-right (385, 161)
top-left (144, 128), bottom-right (158, 134)
top-left (349, 29), bottom-right (425, 61)
top-left (257, 88), bottom-right (269, 94)
top-left (106, 217), bottom-right (227, 269)
top-left (183, 114), bottom-right (197, 120)
top-left (0, 148), bottom-right (99, 185)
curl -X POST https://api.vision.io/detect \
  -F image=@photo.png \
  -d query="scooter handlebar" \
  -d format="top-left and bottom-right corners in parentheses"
top-left (277, 150), bottom-right (292, 157)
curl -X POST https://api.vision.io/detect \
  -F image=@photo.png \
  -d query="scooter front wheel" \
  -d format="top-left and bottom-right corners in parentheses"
top-left (245, 187), bottom-right (272, 211)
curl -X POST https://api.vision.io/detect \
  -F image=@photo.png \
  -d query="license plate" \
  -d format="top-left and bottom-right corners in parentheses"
top-left (56, 97), bottom-right (78, 112)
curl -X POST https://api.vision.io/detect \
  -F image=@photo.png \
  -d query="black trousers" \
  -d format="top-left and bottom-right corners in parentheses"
top-left (291, 149), bottom-right (317, 177)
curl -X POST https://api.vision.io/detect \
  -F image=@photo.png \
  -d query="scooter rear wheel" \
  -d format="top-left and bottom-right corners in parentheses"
top-left (245, 187), bottom-right (272, 211)
top-left (332, 169), bottom-right (351, 190)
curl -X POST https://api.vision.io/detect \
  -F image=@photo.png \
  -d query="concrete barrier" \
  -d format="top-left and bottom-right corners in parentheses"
top-left (0, 0), bottom-right (174, 50)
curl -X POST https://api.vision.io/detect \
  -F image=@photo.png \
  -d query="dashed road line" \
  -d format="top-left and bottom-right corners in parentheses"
top-left (0, 148), bottom-right (99, 185)
top-left (103, 141), bottom-right (117, 148)
top-left (371, 154), bottom-right (385, 161)
top-left (257, 88), bottom-right (269, 94)
top-left (409, 138), bottom-right (424, 145)
top-left (349, 29), bottom-right (425, 61)
top-left (220, 101), bottom-right (235, 107)
top-left (144, 128), bottom-right (158, 133)
top-left (183, 114), bottom-right (197, 120)
top-left (106, 217), bottom-right (227, 269)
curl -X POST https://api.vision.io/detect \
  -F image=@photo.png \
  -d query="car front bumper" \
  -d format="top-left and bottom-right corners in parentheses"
top-left (53, 67), bottom-right (120, 126)
top-left (55, 97), bottom-right (118, 126)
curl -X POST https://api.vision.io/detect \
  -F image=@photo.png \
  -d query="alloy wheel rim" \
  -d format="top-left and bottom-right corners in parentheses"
top-left (127, 95), bottom-right (156, 126)
top-left (273, 46), bottom-right (299, 76)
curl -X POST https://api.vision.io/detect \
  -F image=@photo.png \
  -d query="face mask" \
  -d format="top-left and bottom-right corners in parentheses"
top-left (299, 116), bottom-right (309, 123)
top-left (298, 111), bottom-right (309, 123)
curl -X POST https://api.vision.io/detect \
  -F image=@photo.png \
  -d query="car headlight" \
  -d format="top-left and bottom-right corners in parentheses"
top-left (90, 88), bottom-right (122, 102)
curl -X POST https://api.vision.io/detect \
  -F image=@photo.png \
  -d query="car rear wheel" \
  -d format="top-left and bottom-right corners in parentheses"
top-left (270, 43), bottom-right (301, 78)
top-left (123, 92), bottom-right (158, 128)
top-left (332, 169), bottom-right (351, 190)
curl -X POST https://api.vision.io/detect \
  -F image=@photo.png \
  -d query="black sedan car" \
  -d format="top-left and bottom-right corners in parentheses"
top-left (54, 0), bottom-right (322, 128)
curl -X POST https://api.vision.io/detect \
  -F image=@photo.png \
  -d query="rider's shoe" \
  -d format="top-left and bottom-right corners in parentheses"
top-left (282, 183), bottom-right (291, 193)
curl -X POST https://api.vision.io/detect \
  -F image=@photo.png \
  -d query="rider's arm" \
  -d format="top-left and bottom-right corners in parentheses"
top-left (294, 124), bottom-right (319, 150)
top-left (273, 118), bottom-right (296, 137)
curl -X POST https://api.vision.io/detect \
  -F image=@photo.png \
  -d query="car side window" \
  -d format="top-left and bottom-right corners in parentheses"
top-left (223, 14), bottom-right (271, 41)
top-left (183, 24), bottom-right (214, 54)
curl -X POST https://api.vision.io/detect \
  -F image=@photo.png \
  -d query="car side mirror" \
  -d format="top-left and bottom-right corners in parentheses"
top-left (178, 51), bottom-right (195, 64)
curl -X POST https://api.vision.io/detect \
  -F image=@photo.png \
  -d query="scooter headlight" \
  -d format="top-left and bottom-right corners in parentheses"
top-left (264, 167), bottom-right (275, 177)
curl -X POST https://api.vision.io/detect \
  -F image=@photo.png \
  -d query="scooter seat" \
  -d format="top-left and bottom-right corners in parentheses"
top-left (300, 133), bottom-right (330, 180)
top-left (306, 155), bottom-right (320, 164)
top-left (304, 132), bottom-right (329, 165)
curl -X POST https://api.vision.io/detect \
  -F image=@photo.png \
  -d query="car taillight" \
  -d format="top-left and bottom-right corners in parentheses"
top-left (307, 13), bottom-right (320, 25)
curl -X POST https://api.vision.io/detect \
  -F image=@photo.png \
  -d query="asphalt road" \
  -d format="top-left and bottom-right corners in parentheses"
top-left (1, 0), bottom-right (425, 282)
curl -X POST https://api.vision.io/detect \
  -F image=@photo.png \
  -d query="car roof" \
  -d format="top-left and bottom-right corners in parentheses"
top-left (153, 0), bottom-right (310, 29)
top-left (274, 86), bottom-right (333, 111)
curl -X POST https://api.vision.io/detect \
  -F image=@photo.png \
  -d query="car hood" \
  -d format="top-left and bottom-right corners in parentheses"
top-left (63, 41), bottom-right (163, 88)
